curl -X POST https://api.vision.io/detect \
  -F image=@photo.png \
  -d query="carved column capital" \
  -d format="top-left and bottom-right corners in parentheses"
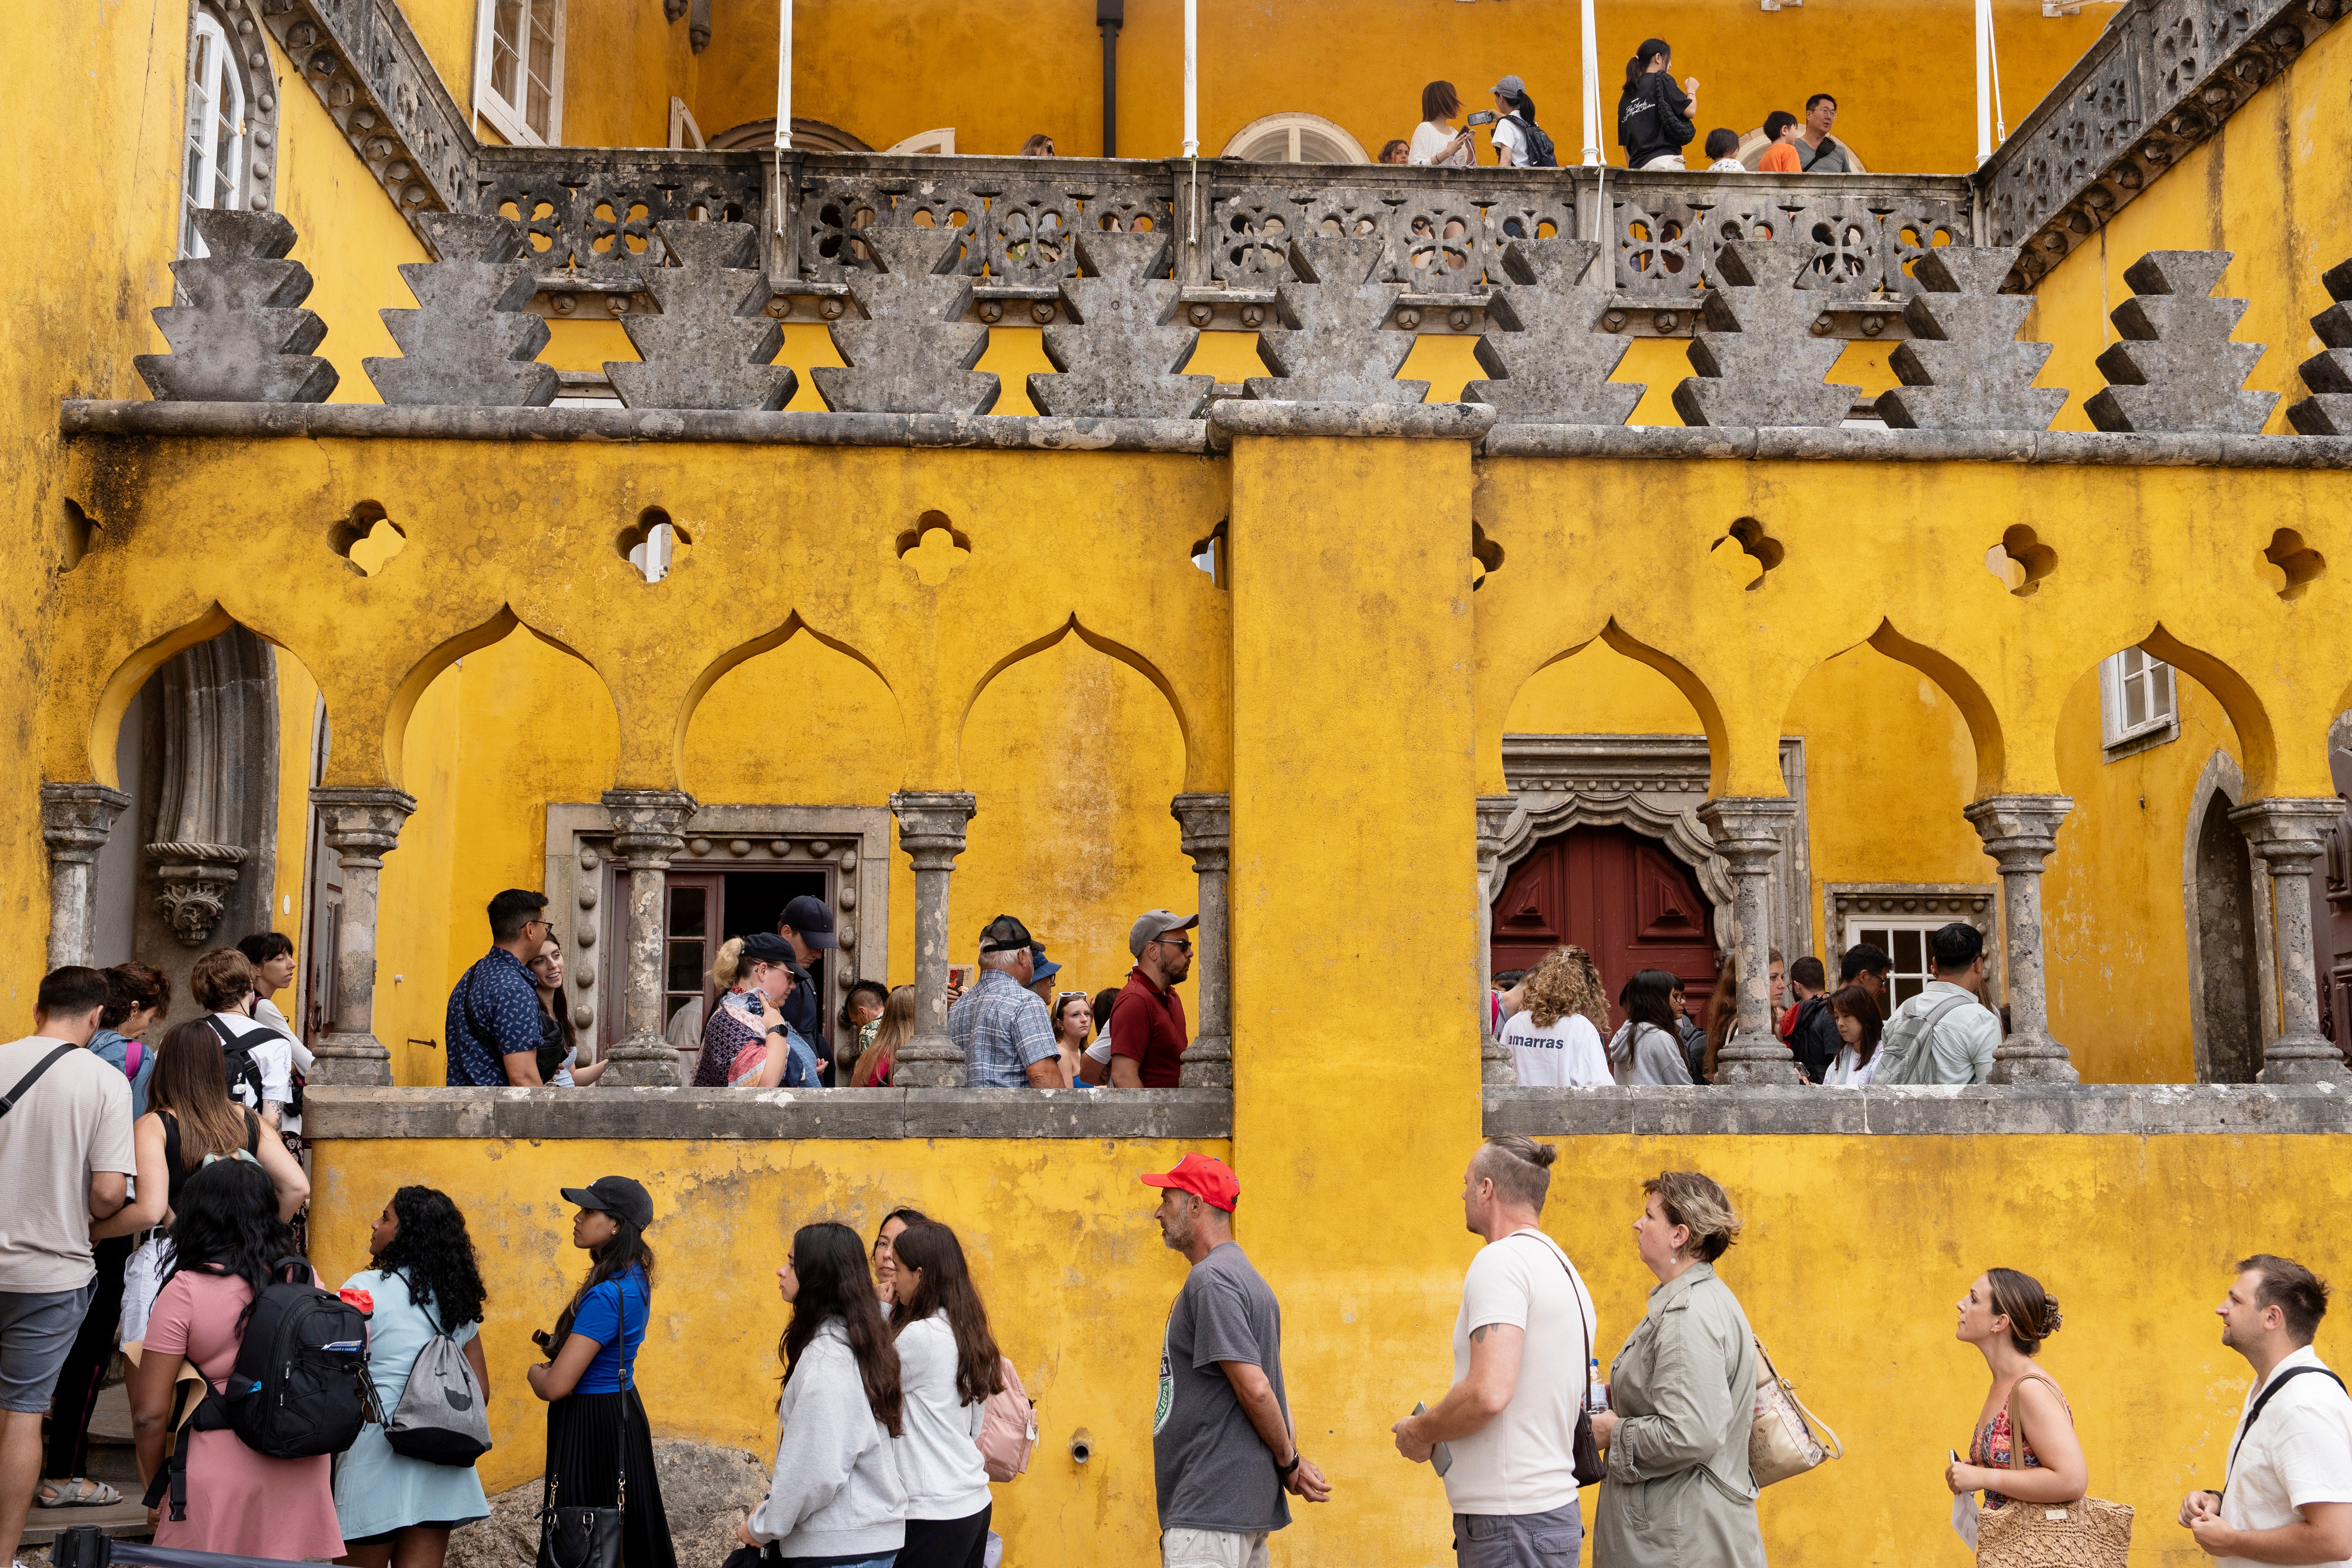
top-left (2231, 797), bottom-right (2352, 1083)
top-left (1171, 793), bottom-right (1232, 871)
top-left (1698, 797), bottom-right (1801, 1084)
top-left (1475, 794), bottom-right (1520, 1082)
top-left (307, 786), bottom-right (417, 1088)
top-left (1962, 794), bottom-right (2072, 870)
top-left (312, 786), bottom-right (421, 867)
top-left (41, 783), bottom-right (132, 971)
top-left (603, 788), bottom-right (699, 868)
top-left (891, 791), bottom-right (978, 866)
top-left (1965, 793), bottom-right (2077, 1084)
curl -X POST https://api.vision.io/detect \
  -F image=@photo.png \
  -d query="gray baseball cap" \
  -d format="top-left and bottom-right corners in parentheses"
top-left (1130, 910), bottom-right (1199, 959)
top-left (1490, 74), bottom-right (1526, 100)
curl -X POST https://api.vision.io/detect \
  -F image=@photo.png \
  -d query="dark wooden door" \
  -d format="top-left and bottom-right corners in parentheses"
top-left (1490, 826), bottom-right (1719, 1026)
top-left (2314, 746), bottom-right (2352, 1064)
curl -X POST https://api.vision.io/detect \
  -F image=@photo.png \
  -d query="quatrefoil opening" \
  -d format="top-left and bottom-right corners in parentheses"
top-left (1711, 516), bottom-right (1783, 592)
top-left (1985, 524), bottom-right (2057, 597)
top-left (896, 509), bottom-right (972, 588)
top-left (330, 501), bottom-right (408, 578)
top-left (1471, 521), bottom-right (1505, 592)
top-left (2264, 528), bottom-right (2326, 601)
top-left (616, 507), bottom-right (692, 582)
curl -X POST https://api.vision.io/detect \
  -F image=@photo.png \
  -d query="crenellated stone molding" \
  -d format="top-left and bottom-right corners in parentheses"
top-left (258, 0), bottom-right (473, 235)
top-left (1486, 1083), bottom-right (2352, 1136)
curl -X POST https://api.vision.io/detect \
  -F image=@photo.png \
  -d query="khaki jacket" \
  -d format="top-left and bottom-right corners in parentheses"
top-left (1593, 1263), bottom-right (1767, 1568)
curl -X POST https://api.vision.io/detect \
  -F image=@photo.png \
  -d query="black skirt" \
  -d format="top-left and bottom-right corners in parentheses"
top-left (544, 1390), bottom-right (676, 1568)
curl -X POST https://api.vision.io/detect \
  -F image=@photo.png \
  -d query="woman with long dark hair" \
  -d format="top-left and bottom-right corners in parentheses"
top-left (1608, 969), bottom-right (1696, 1085)
top-left (528, 932), bottom-right (607, 1086)
top-left (1822, 984), bottom-right (1885, 1085)
top-left (528, 1178), bottom-right (675, 1568)
top-left (1616, 37), bottom-right (1698, 170)
top-left (118, 1020), bottom-right (309, 1351)
top-left (888, 1223), bottom-right (1002, 1568)
top-left (129, 1158), bottom-right (341, 1559)
top-left (334, 1187), bottom-right (492, 1568)
top-left (737, 1223), bottom-right (906, 1568)
top-left (872, 1208), bottom-right (931, 1306)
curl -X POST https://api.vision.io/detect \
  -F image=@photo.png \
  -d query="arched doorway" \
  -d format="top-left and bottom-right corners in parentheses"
top-left (2191, 789), bottom-right (2263, 1083)
top-left (1491, 825), bottom-right (1718, 1025)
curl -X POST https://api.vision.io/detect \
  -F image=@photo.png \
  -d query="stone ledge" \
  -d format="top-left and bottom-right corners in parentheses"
top-left (1485, 1083), bottom-right (2352, 1137)
top-left (57, 402), bottom-right (1214, 453)
top-left (1208, 400), bottom-right (1498, 445)
top-left (1480, 425), bottom-right (2352, 469)
top-left (303, 1086), bottom-right (1232, 1141)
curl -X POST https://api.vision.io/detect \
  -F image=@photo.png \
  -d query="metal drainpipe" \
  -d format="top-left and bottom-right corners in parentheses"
top-left (1098, 0), bottom-right (1123, 157)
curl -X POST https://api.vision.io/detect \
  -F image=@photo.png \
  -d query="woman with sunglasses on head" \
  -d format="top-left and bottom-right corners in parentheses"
top-left (738, 1222), bottom-right (907, 1568)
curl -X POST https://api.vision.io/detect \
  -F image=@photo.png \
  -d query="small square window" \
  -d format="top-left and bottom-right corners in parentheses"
top-left (475, 0), bottom-right (563, 146)
top-left (2099, 648), bottom-right (2179, 756)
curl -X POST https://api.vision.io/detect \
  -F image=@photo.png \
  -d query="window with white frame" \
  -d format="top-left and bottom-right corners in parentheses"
top-left (2099, 648), bottom-right (2178, 753)
top-left (1221, 113), bottom-right (1368, 164)
top-left (475, 0), bottom-right (564, 146)
top-left (180, 10), bottom-right (246, 257)
top-left (1842, 919), bottom-right (1941, 1018)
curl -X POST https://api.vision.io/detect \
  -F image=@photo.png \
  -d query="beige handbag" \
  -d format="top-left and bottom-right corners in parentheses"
top-left (1751, 1335), bottom-right (1842, 1486)
top-left (1973, 1375), bottom-right (2133, 1568)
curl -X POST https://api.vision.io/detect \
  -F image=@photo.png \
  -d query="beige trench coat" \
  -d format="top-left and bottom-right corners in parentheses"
top-left (1592, 1262), bottom-right (1767, 1568)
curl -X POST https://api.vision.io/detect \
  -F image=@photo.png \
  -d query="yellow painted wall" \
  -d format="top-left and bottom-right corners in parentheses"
top-left (692, 0), bottom-right (2115, 174)
top-left (309, 1127), bottom-right (2352, 1566)
top-left (2023, 16), bottom-right (2352, 434)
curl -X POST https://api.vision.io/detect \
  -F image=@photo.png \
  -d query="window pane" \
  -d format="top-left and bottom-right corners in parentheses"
top-left (1893, 927), bottom-right (1924, 973)
top-left (2152, 661), bottom-right (2176, 719)
top-left (667, 941), bottom-right (705, 993)
top-left (2125, 674), bottom-right (2148, 728)
top-left (527, 72), bottom-right (552, 137)
top-left (667, 885), bottom-right (706, 936)
top-left (490, 0), bottom-right (523, 105)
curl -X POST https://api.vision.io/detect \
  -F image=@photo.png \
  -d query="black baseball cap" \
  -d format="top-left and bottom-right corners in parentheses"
top-left (979, 913), bottom-right (1033, 953)
top-left (739, 931), bottom-right (794, 966)
top-left (560, 1175), bottom-right (654, 1230)
top-left (780, 895), bottom-right (838, 950)
top-left (1840, 942), bottom-right (1893, 981)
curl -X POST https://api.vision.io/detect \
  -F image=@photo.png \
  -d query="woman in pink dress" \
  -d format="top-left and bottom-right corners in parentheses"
top-left (131, 1156), bottom-right (343, 1560)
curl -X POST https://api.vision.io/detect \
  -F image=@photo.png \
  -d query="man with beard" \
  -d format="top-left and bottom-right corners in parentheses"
top-left (1112, 909), bottom-right (1198, 1088)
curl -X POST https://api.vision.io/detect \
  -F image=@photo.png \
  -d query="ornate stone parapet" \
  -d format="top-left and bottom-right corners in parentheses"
top-left (1172, 793), bottom-right (1233, 1089)
top-left (41, 783), bottom-right (132, 972)
top-left (1475, 794), bottom-right (1520, 1087)
top-left (309, 786), bottom-right (418, 1086)
top-left (1963, 795), bottom-right (2079, 1084)
top-left (1698, 797), bottom-right (1804, 1084)
top-left (259, 0), bottom-right (472, 231)
top-left (2230, 798), bottom-right (2352, 1083)
top-left (890, 791), bottom-right (977, 1087)
top-left (601, 789), bottom-right (699, 1087)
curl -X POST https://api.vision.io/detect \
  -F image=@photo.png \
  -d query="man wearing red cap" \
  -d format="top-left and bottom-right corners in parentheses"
top-left (1142, 1153), bottom-right (1328, 1567)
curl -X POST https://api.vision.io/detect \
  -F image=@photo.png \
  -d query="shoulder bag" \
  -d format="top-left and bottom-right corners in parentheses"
top-left (2224, 1364), bottom-right (2350, 1496)
top-left (0, 1044), bottom-right (78, 1117)
top-left (1973, 1373), bottom-right (2132, 1568)
top-left (1750, 1335), bottom-right (1842, 1486)
top-left (537, 1281), bottom-right (633, 1568)
top-left (1518, 1233), bottom-right (1605, 1485)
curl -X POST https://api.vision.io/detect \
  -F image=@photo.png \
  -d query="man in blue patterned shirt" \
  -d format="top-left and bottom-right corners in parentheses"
top-left (446, 888), bottom-right (555, 1086)
top-left (948, 914), bottom-right (1062, 1088)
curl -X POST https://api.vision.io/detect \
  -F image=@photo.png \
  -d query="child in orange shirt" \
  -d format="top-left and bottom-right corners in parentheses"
top-left (1756, 109), bottom-right (1802, 172)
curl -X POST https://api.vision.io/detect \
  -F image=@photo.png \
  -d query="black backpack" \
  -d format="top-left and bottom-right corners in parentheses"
top-left (204, 1016), bottom-right (269, 1114)
top-left (1510, 113), bottom-right (1559, 169)
top-left (147, 1258), bottom-right (376, 1519)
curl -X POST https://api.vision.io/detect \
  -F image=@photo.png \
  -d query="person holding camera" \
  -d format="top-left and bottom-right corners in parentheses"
top-left (528, 1178), bottom-right (676, 1568)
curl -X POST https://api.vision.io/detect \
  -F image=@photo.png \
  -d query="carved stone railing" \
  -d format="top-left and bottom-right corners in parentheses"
top-left (258, 0), bottom-right (473, 221)
top-left (1981, 0), bottom-right (2343, 290)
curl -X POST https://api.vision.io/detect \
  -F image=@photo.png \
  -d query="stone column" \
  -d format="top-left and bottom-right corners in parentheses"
top-left (1697, 797), bottom-right (1802, 1084)
top-left (40, 783), bottom-right (133, 970)
top-left (2230, 798), bottom-right (2352, 1082)
top-left (890, 791), bottom-right (977, 1087)
top-left (1171, 793), bottom-right (1233, 1088)
top-left (600, 790), bottom-right (698, 1087)
top-left (308, 787), bottom-right (418, 1086)
top-left (1475, 794), bottom-right (1518, 1086)
top-left (1963, 794), bottom-right (2078, 1084)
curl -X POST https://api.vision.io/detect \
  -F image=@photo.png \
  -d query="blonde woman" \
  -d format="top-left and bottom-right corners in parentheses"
top-left (1498, 946), bottom-right (1612, 1086)
top-left (851, 986), bottom-right (917, 1088)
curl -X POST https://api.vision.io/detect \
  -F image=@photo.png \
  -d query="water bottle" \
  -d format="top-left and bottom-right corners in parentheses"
top-left (1587, 1357), bottom-right (1609, 1413)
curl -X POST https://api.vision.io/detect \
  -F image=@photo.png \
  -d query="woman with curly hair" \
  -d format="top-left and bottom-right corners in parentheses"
top-left (1498, 946), bottom-right (1612, 1086)
top-left (334, 1187), bottom-right (493, 1568)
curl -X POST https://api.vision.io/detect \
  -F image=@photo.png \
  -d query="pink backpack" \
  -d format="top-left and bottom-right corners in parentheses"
top-left (976, 1356), bottom-right (1036, 1482)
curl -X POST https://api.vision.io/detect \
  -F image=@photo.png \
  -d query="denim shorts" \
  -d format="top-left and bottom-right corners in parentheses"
top-left (1454, 1497), bottom-right (1585, 1568)
top-left (0, 1284), bottom-right (97, 1413)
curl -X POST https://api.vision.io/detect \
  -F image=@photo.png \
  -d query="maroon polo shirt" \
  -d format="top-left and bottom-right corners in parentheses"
top-left (1109, 965), bottom-right (1189, 1087)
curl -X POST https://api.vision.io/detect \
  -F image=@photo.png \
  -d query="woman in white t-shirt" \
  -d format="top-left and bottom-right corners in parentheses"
top-left (1821, 984), bottom-right (1884, 1085)
top-left (1408, 81), bottom-right (1476, 167)
top-left (1499, 946), bottom-right (1613, 1087)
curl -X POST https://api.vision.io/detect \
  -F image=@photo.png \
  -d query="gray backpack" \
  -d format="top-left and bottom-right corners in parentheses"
top-left (1871, 994), bottom-right (1974, 1086)
top-left (384, 1288), bottom-right (492, 1466)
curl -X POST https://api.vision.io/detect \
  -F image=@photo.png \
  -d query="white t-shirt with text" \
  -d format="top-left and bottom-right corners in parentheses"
top-left (1443, 1228), bottom-right (1598, 1516)
top-left (2219, 1347), bottom-right (2352, 1568)
top-left (1499, 1011), bottom-right (1611, 1087)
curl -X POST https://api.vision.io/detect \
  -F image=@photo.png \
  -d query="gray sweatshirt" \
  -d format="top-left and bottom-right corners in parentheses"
top-left (747, 1319), bottom-right (907, 1560)
top-left (1609, 1021), bottom-right (1695, 1086)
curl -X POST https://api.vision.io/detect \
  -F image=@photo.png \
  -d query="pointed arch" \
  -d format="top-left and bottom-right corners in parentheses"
top-left (85, 604), bottom-right (240, 787)
top-left (1864, 620), bottom-right (2007, 794)
top-left (2138, 625), bottom-right (2279, 799)
top-left (1504, 620), bottom-right (1731, 793)
top-left (960, 615), bottom-right (1195, 777)
top-left (673, 613), bottom-right (901, 785)
top-left (382, 607), bottom-right (617, 787)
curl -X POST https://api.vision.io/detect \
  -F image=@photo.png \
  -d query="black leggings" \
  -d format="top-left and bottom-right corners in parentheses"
top-left (44, 1234), bottom-right (132, 1480)
top-left (894, 1504), bottom-right (991, 1568)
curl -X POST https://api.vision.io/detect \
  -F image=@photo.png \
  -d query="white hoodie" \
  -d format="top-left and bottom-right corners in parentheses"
top-left (892, 1313), bottom-right (994, 1521)
top-left (747, 1319), bottom-right (907, 1559)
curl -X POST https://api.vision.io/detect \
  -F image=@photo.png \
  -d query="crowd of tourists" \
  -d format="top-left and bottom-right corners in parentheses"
top-left (1494, 920), bottom-right (2005, 1087)
top-left (1382, 45), bottom-right (1852, 176)
top-left (0, 978), bottom-right (2345, 1568)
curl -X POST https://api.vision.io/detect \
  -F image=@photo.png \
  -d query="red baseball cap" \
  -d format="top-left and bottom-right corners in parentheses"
top-left (1140, 1152), bottom-right (1239, 1212)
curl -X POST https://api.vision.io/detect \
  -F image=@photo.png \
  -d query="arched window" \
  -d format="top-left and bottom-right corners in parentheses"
top-left (180, 10), bottom-right (246, 256)
top-left (1221, 113), bottom-right (1368, 165)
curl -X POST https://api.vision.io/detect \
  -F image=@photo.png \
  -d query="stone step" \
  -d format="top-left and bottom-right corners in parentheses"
top-left (18, 1497), bottom-right (152, 1547)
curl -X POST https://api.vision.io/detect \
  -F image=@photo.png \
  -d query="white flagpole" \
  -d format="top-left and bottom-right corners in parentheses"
top-left (1183, 0), bottom-right (1198, 158)
top-left (1580, 0), bottom-right (1602, 166)
top-left (1975, 0), bottom-right (1993, 166)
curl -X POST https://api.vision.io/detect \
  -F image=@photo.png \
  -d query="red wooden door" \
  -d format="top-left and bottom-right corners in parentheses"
top-left (1490, 826), bottom-right (1719, 1025)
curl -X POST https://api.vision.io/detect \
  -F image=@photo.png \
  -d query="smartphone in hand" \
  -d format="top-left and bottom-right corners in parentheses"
top-left (1466, 110), bottom-right (1497, 127)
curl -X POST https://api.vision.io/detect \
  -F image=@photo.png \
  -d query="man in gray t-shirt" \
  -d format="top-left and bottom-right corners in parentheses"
top-left (1143, 1153), bottom-right (1329, 1568)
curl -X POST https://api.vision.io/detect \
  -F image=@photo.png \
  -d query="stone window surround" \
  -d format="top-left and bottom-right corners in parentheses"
top-left (544, 801), bottom-right (892, 1055)
top-left (1822, 883), bottom-right (2001, 999)
top-left (180, 0), bottom-right (281, 246)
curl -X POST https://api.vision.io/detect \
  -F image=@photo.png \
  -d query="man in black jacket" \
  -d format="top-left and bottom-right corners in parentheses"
top-left (1783, 956), bottom-right (1837, 1083)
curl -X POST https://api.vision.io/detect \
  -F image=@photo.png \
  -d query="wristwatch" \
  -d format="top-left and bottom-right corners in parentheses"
top-left (766, 1025), bottom-right (788, 1038)
top-left (1276, 1454), bottom-right (1302, 1477)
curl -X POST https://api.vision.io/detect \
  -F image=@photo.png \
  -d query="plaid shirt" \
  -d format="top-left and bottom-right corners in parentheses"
top-left (950, 969), bottom-right (1058, 1087)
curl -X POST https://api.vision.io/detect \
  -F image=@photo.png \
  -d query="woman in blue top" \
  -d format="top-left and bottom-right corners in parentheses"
top-left (528, 1177), bottom-right (676, 1568)
top-left (336, 1186), bottom-right (492, 1568)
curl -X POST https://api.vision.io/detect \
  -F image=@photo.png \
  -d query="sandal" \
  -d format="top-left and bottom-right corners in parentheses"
top-left (36, 1478), bottom-right (122, 1507)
